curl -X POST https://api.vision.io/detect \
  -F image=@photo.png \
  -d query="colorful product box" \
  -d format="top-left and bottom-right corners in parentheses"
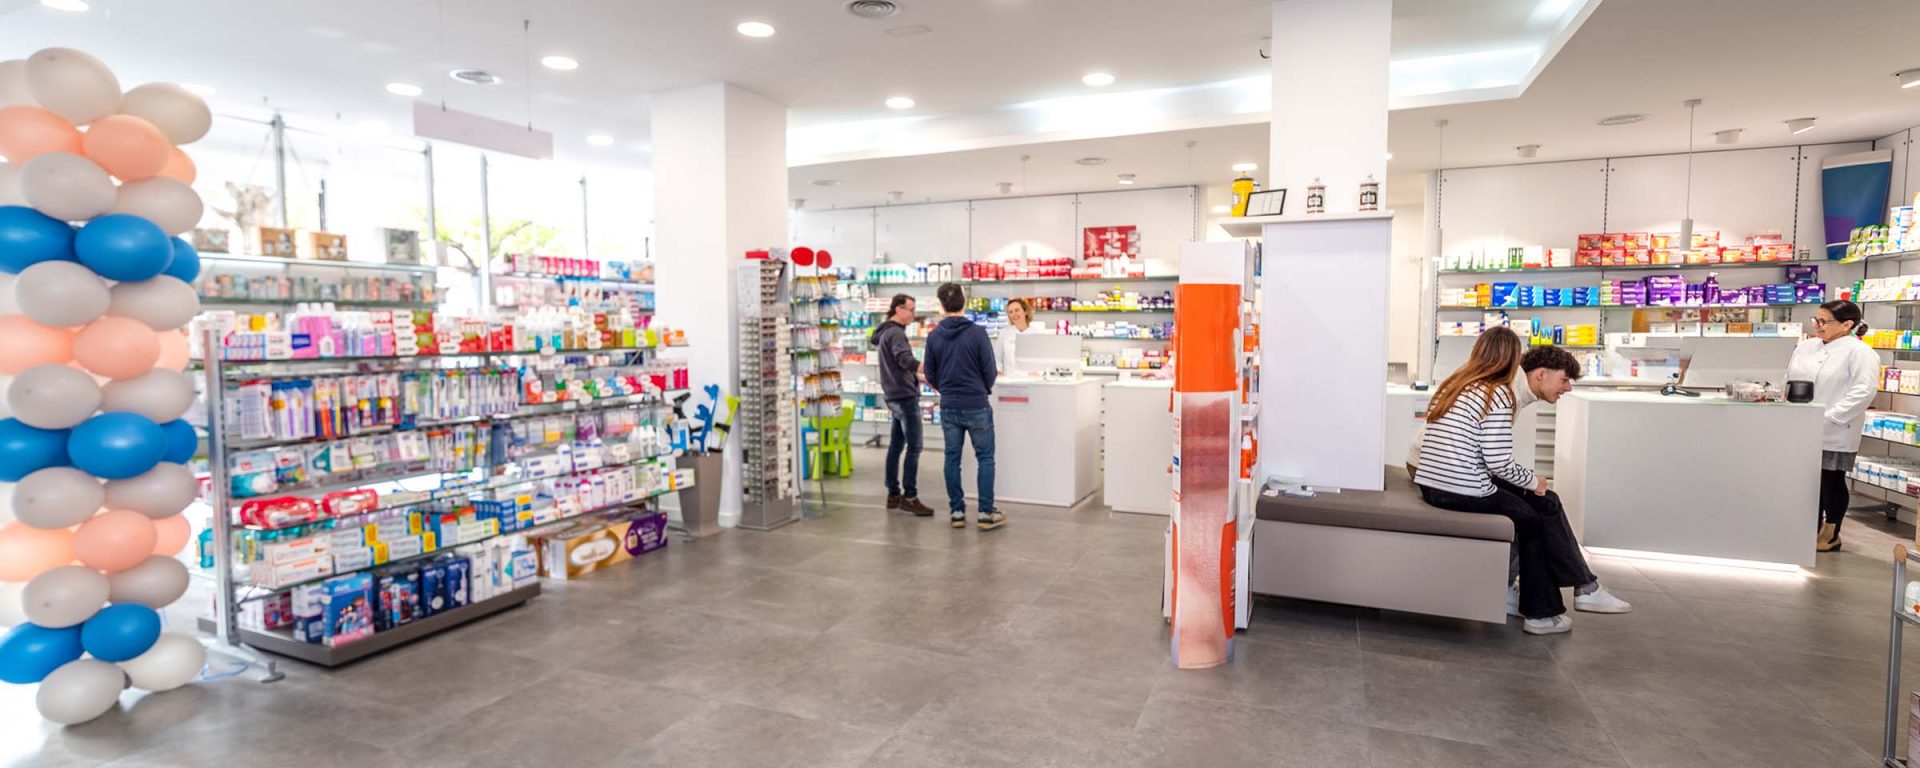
top-left (321, 572), bottom-right (375, 647)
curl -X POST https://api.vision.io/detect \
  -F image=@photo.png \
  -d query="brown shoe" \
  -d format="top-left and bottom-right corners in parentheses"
top-left (1816, 522), bottom-right (1841, 552)
top-left (886, 494), bottom-right (902, 510)
top-left (976, 511), bottom-right (1008, 530)
top-left (898, 497), bottom-right (935, 517)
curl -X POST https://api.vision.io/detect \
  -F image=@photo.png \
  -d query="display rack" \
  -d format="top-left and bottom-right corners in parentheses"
top-left (197, 330), bottom-right (687, 667)
top-left (1882, 543), bottom-right (1920, 767)
top-left (737, 259), bottom-right (799, 529)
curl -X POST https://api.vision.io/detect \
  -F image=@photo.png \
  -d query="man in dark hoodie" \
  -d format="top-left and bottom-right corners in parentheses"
top-left (922, 282), bottom-right (1005, 530)
top-left (870, 294), bottom-right (935, 516)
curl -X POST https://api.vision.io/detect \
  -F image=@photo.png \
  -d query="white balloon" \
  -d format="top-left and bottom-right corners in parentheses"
top-left (36, 659), bottom-right (126, 725)
top-left (107, 276), bottom-right (199, 331)
top-left (21, 565), bottom-right (108, 628)
top-left (0, 59), bottom-right (35, 107)
top-left (20, 152), bottom-right (116, 222)
top-left (14, 260), bottom-right (110, 328)
top-left (109, 177), bottom-right (202, 237)
top-left (12, 467), bottom-right (104, 529)
top-left (118, 83), bottom-right (210, 146)
top-left (25, 48), bottom-right (120, 126)
top-left (119, 632), bottom-right (202, 692)
top-left (0, 161), bottom-right (24, 207)
top-left (0, 581), bottom-right (24, 627)
top-left (100, 369), bottom-right (195, 423)
top-left (106, 556), bottom-right (187, 609)
top-left (0, 375), bottom-right (10, 419)
top-left (6, 364), bottom-right (101, 430)
top-left (103, 463), bottom-right (197, 519)
top-left (0, 481), bottom-right (11, 525)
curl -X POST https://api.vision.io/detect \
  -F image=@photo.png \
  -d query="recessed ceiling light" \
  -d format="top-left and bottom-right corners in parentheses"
top-left (586, 134), bottom-right (615, 147)
top-left (1598, 113), bottom-right (1647, 127)
top-left (1231, 162), bottom-right (1258, 172)
top-left (1083, 72), bottom-right (1116, 87)
top-left (181, 83), bottom-right (217, 97)
top-left (1897, 69), bottom-right (1920, 89)
top-left (1117, 173), bottom-right (1136, 185)
top-left (1074, 156), bottom-right (1107, 166)
top-left (541, 55), bottom-right (580, 71)
top-left (737, 21), bottom-right (776, 38)
top-left (1211, 204), bottom-right (1231, 214)
top-left (386, 82), bottom-right (424, 97)
top-left (40, 0), bottom-right (88, 11)
top-left (449, 69), bottom-right (504, 86)
top-left (811, 179), bottom-right (841, 187)
top-left (1786, 117), bottom-right (1817, 135)
top-left (1714, 128), bottom-right (1743, 145)
top-left (885, 96), bottom-right (915, 110)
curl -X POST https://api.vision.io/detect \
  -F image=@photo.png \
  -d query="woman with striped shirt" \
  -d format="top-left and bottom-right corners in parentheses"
top-left (1413, 327), bottom-right (1627, 635)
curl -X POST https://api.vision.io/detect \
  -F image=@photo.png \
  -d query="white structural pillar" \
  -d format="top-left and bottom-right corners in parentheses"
top-left (1258, 0), bottom-right (1392, 491)
top-left (652, 83), bottom-right (789, 525)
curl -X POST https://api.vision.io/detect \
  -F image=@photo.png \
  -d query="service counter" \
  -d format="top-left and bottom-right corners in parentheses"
top-left (954, 378), bottom-right (1103, 507)
top-left (1102, 380), bottom-right (1173, 515)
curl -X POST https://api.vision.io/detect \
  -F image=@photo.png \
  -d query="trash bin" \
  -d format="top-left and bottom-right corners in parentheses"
top-left (674, 451), bottom-right (723, 537)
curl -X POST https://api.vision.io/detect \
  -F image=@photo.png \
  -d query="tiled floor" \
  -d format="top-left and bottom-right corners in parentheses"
top-left (2, 449), bottom-right (1913, 767)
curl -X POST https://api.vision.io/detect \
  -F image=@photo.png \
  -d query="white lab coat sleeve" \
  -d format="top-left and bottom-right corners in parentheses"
top-left (1826, 344), bottom-right (1879, 427)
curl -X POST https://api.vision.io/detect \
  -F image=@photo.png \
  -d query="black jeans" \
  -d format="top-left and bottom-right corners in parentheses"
top-left (1819, 469), bottom-right (1850, 534)
top-left (883, 398), bottom-right (922, 498)
top-left (1418, 483), bottom-right (1593, 619)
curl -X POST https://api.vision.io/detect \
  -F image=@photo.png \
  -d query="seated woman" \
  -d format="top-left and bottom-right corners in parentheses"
top-left (1412, 327), bottom-right (1629, 635)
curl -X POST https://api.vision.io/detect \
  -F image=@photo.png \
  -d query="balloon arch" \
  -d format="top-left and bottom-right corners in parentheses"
top-left (0, 48), bottom-right (211, 725)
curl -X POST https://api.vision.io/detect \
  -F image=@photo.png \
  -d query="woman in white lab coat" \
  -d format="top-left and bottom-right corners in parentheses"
top-left (1785, 299), bottom-right (1881, 552)
top-left (998, 297), bottom-right (1038, 372)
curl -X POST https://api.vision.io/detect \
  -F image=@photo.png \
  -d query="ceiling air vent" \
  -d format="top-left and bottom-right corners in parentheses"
top-left (847, 0), bottom-right (901, 20)
top-left (1597, 113), bottom-right (1647, 127)
top-left (449, 69), bottom-right (503, 86)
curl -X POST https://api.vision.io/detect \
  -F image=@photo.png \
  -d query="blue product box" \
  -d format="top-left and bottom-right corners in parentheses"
top-left (1489, 282), bottom-right (1519, 308)
top-left (321, 573), bottom-right (375, 646)
top-left (1795, 283), bottom-right (1825, 304)
top-left (1542, 288), bottom-right (1565, 306)
top-left (375, 568), bottom-right (422, 630)
top-left (1765, 283), bottom-right (1794, 304)
top-left (420, 561), bottom-right (448, 617)
top-left (444, 556), bottom-right (471, 609)
top-left (509, 548), bottom-right (539, 589)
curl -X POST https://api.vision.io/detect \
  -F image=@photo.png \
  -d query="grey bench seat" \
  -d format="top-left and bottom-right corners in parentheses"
top-left (1255, 471), bottom-right (1513, 543)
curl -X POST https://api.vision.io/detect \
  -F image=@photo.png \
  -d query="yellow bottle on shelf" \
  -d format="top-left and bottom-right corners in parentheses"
top-left (1231, 173), bottom-right (1255, 217)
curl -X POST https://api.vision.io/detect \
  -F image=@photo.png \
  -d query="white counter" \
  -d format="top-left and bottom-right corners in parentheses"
top-left (1553, 390), bottom-right (1821, 567)
top-left (1103, 380), bottom-right (1173, 515)
top-left (953, 378), bottom-right (1102, 507)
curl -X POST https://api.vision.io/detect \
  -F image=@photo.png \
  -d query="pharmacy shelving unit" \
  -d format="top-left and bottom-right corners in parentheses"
top-left (1842, 248), bottom-right (1920, 519)
top-left (194, 336), bottom-right (688, 668)
top-left (737, 259), bottom-right (799, 530)
top-left (1881, 544), bottom-right (1920, 767)
top-left (194, 253), bottom-right (464, 310)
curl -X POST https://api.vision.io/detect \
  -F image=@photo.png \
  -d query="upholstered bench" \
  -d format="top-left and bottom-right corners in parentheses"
top-left (1249, 470), bottom-right (1514, 624)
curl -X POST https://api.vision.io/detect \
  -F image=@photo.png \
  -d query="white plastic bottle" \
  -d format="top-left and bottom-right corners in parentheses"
top-left (1905, 580), bottom-right (1920, 614)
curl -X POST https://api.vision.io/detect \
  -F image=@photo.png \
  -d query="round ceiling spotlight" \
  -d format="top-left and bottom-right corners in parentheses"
top-left (1082, 72), bottom-right (1115, 87)
top-left (541, 55), bottom-right (580, 71)
top-left (1074, 156), bottom-right (1108, 166)
top-left (449, 69), bottom-right (504, 86)
top-left (737, 21), bottom-right (776, 38)
top-left (1597, 113), bottom-right (1647, 127)
top-left (885, 96), bottom-right (915, 110)
top-left (846, 0), bottom-right (901, 19)
top-left (1516, 144), bottom-right (1540, 159)
top-left (386, 82), bottom-right (424, 97)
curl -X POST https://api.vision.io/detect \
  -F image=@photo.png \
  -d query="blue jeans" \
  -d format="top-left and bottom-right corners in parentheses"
top-left (940, 407), bottom-right (995, 515)
top-left (883, 398), bottom-right (922, 498)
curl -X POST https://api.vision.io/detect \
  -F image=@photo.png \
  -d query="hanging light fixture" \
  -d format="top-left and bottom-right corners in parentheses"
top-left (1679, 99), bottom-right (1700, 250)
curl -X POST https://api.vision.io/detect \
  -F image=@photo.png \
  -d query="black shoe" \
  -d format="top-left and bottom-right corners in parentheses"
top-left (899, 497), bottom-right (935, 517)
top-left (887, 494), bottom-right (902, 510)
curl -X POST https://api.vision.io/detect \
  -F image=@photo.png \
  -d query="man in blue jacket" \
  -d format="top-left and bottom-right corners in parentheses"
top-left (923, 282), bottom-right (1005, 530)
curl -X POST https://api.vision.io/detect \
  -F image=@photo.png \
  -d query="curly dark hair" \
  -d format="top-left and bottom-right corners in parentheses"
top-left (1520, 345), bottom-right (1582, 380)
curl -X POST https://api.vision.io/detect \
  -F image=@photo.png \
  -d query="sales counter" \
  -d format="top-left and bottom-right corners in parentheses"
top-left (1553, 390), bottom-right (1820, 567)
top-left (1102, 379), bottom-right (1173, 515)
top-left (955, 377), bottom-right (1102, 507)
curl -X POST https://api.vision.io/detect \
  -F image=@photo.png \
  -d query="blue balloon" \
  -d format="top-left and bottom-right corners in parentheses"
top-left (0, 623), bottom-right (85, 684)
top-left (0, 418), bottom-right (70, 482)
top-left (159, 419), bottom-right (197, 463)
top-left (79, 604), bottom-right (161, 663)
top-left (68, 413), bottom-right (166, 480)
top-left (75, 214), bottom-right (173, 282)
top-left (161, 237), bottom-right (201, 282)
top-left (0, 206), bottom-right (78, 274)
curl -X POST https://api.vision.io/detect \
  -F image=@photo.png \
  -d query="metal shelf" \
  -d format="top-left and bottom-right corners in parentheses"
top-left (197, 583), bottom-right (540, 668)
top-left (224, 392), bottom-right (679, 452)
top-left (1441, 302), bottom-right (1822, 312)
top-left (1438, 258), bottom-right (1832, 276)
top-left (496, 271), bottom-right (652, 288)
top-left (214, 346), bottom-right (658, 368)
top-left (201, 297), bottom-right (436, 310)
top-left (200, 253), bottom-right (453, 274)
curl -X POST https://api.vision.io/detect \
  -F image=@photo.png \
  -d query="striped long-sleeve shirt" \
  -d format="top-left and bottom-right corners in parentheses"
top-left (1411, 383), bottom-right (1536, 497)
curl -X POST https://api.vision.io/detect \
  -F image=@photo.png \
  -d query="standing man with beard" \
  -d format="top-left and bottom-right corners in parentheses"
top-left (871, 294), bottom-right (935, 516)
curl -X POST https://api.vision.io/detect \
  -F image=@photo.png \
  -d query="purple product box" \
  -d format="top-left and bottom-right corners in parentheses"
top-left (620, 511), bottom-right (671, 557)
top-left (1796, 283), bottom-right (1826, 303)
top-left (1765, 284), bottom-right (1795, 304)
top-left (1646, 275), bottom-right (1686, 306)
top-left (1786, 265), bottom-right (1820, 285)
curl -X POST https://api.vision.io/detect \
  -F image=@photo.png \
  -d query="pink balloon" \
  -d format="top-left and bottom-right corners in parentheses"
top-left (0, 105), bottom-right (81, 165)
top-left (154, 328), bottom-right (189, 371)
top-left (0, 315), bottom-right (75, 375)
top-left (150, 513), bottom-right (188, 557)
top-left (0, 522), bottom-right (76, 582)
top-left (72, 509), bottom-right (155, 573)
top-left (73, 316), bottom-right (159, 380)
top-left (81, 114), bottom-right (169, 182)
top-left (157, 147), bottom-right (195, 185)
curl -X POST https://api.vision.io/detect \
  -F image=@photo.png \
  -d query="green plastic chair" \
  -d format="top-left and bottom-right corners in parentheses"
top-left (807, 406), bottom-right (855, 479)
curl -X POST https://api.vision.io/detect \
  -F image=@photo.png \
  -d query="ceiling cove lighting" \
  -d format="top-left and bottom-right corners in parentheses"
top-left (1786, 117), bottom-right (1817, 135)
top-left (40, 0), bottom-right (89, 11)
top-left (1117, 173), bottom-right (1136, 185)
top-left (885, 96), bottom-right (915, 110)
top-left (737, 21), bottom-right (776, 38)
top-left (541, 55), bottom-right (579, 71)
top-left (586, 134), bottom-right (614, 147)
top-left (1897, 69), bottom-right (1920, 89)
top-left (385, 82), bottom-right (423, 97)
top-left (1082, 72), bottom-right (1116, 87)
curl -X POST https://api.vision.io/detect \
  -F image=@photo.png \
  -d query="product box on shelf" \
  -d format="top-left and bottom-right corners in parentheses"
top-left (320, 572), bottom-right (376, 647)
top-left (532, 507), bottom-right (667, 580)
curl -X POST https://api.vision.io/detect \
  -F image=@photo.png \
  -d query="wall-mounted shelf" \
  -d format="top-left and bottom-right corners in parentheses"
top-left (201, 253), bottom-right (454, 274)
top-left (1219, 210), bottom-right (1395, 238)
top-left (1438, 259), bottom-right (1828, 276)
top-left (201, 297), bottom-right (436, 310)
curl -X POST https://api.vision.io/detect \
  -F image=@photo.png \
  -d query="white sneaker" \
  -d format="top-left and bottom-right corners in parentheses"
top-left (1506, 585), bottom-right (1521, 618)
top-left (1573, 584), bottom-right (1633, 614)
top-left (1522, 614), bottom-right (1573, 635)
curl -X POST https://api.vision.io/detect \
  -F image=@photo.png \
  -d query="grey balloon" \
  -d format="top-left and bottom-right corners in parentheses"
top-left (35, 659), bottom-right (126, 726)
top-left (99, 369), bottom-right (195, 423)
top-left (6, 364), bottom-right (101, 430)
top-left (12, 467), bottom-right (104, 530)
top-left (21, 565), bottom-right (109, 628)
top-left (103, 463), bottom-right (197, 519)
top-left (107, 556), bottom-right (188, 609)
top-left (106, 277), bottom-right (200, 332)
top-left (14, 260), bottom-right (109, 328)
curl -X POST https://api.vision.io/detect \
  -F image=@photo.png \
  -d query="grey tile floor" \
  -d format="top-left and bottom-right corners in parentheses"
top-left (0, 449), bottom-right (1911, 767)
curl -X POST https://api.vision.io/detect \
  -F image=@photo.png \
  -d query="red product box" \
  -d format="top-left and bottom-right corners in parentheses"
top-left (1578, 233), bottom-right (1606, 249)
top-left (1722, 246), bottom-right (1755, 263)
top-left (1575, 249), bottom-right (1603, 266)
top-left (1650, 249), bottom-right (1675, 264)
top-left (1623, 233), bottom-right (1650, 249)
top-left (1756, 244), bottom-right (1795, 261)
top-left (1603, 248), bottom-right (1626, 266)
top-left (1603, 233), bottom-right (1627, 248)
top-left (1626, 249), bottom-right (1651, 265)
top-left (1650, 233), bottom-right (1679, 249)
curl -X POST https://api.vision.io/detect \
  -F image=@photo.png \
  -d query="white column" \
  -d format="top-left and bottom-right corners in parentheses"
top-left (1257, 0), bottom-right (1392, 491)
top-left (652, 83), bottom-right (788, 525)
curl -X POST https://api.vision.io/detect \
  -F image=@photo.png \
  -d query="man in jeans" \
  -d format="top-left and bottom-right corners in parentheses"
top-left (922, 282), bottom-right (1005, 530)
top-left (869, 294), bottom-right (935, 516)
